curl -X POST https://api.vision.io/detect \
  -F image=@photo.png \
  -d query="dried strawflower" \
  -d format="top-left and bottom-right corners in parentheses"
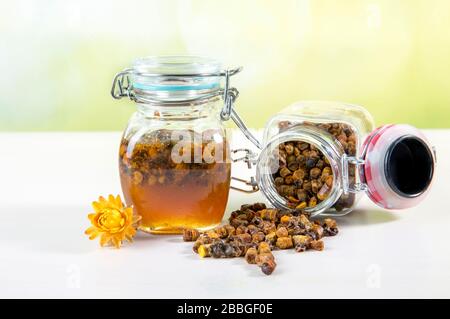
top-left (85, 195), bottom-right (141, 248)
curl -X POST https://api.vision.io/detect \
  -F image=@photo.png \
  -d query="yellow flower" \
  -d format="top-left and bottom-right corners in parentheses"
top-left (85, 195), bottom-right (141, 248)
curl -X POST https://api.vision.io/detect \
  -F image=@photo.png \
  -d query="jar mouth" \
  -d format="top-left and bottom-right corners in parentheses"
top-left (360, 124), bottom-right (436, 210)
top-left (256, 126), bottom-right (344, 217)
top-left (384, 135), bottom-right (434, 198)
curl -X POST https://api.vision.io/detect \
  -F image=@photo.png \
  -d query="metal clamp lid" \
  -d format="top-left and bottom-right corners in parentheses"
top-left (111, 65), bottom-right (262, 150)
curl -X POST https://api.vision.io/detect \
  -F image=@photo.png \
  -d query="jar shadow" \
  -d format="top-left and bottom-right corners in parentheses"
top-left (334, 208), bottom-right (399, 227)
top-left (131, 231), bottom-right (168, 243)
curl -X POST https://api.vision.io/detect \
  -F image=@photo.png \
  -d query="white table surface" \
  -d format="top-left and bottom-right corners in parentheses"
top-left (0, 129), bottom-right (449, 299)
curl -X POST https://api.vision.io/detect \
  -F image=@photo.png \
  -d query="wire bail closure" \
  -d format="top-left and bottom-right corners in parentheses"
top-left (342, 155), bottom-right (368, 193)
top-left (111, 66), bottom-right (262, 150)
top-left (111, 69), bottom-right (132, 100)
top-left (220, 69), bottom-right (232, 120)
top-left (230, 149), bottom-right (259, 193)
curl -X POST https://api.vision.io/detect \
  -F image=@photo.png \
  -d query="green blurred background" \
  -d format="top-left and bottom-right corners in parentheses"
top-left (1, 0), bottom-right (449, 131)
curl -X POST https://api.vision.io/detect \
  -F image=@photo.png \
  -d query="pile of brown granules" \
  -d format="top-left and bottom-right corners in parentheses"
top-left (183, 203), bottom-right (338, 275)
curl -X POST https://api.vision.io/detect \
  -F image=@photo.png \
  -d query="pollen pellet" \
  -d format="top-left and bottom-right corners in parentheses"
top-left (299, 214), bottom-right (313, 230)
top-left (252, 231), bottom-right (266, 243)
top-left (280, 215), bottom-right (291, 225)
top-left (260, 209), bottom-right (277, 221)
top-left (310, 224), bottom-right (324, 240)
top-left (258, 242), bottom-right (272, 254)
top-left (279, 167), bottom-right (291, 178)
top-left (206, 230), bottom-right (220, 239)
top-left (192, 234), bottom-right (212, 253)
top-left (236, 233), bottom-right (252, 243)
top-left (198, 244), bottom-right (211, 258)
top-left (147, 174), bottom-right (157, 186)
top-left (317, 183), bottom-right (331, 201)
top-left (236, 225), bottom-right (248, 235)
top-left (255, 252), bottom-right (275, 265)
top-left (245, 247), bottom-right (258, 264)
top-left (310, 240), bottom-right (324, 251)
top-left (310, 168), bottom-right (321, 179)
top-left (247, 224), bottom-right (259, 235)
top-left (183, 228), bottom-right (200, 242)
top-left (132, 171), bottom-right (143, 185)
top-left (325, 175), bottom-right (333, 187)
top-left (292, 169), bottom-right (305, 181)
top-left (260, 221), bottom-right (276, 234)
top-left (214, 226), bottom-right (229, 238)
top-left (292, 235), bottom-right (312, 253)
top-left (276, 226), bottom-right (289, 238)
top-left (321, 167), bottom-right (332, 180)
top-left (285, 144), bottom-right (294, 155)
top-left (323, 218), bottom-right (339, 236)
top-left (224, 225), bottom-right (236, 236)
top-left (193, 241), bottom-right (201, 253)
top-left (276, 236), bottom-right (293, 249)
top-left (265, 232), bottom-right (277, 247)
top-left (260, 259), bottom-right (277, 275)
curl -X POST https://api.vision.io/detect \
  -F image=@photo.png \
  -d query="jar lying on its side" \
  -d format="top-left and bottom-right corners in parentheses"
top-left (255, 101), bottom-right (436, 216)
top-left (112, 56), bottom-right (239, 234)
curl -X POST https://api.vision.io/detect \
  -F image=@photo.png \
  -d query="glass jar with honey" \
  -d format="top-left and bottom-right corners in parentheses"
top-left (111, 56), bottom-right (258, 234)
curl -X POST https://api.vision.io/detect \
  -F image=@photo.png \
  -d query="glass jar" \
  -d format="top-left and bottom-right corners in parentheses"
top-left (252, 101), bottom-right (436, 216)
top-left (111, 56), bottom-right (259, 234)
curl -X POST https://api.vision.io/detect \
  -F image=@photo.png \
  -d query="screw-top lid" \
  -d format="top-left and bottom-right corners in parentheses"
top-left (361, 124), bottom-right (436, 209)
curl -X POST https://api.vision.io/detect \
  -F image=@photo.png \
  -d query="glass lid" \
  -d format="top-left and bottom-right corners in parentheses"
top-left (132, 56), bottom-right (222, 75)
top-left (131, 56), bottom-right (223, 93)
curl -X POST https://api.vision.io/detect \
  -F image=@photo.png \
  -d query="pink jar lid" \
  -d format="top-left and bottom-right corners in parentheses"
top-left (360, 124), bottom-right (436, 209)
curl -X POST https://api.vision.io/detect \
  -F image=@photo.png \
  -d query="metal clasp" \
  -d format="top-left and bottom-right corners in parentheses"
top-left (230, 148), bottom-right (259, 193)
top-left (343, 155), bottom-right (368, 193)
top-left (111, 69), bottom-right (132, 99)
top-left (220, 69), bottom-right (233, 121)
top-left (220, 68), bottom-right (263, 150)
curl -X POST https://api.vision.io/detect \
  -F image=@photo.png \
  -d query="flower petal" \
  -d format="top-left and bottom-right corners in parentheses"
top-left (127, 227), bottom-right (136, 236)
top-left (108, 194), bottom-right (116, 205)
top-left (85, 226), bottom-right (96, 235)
top-left (125, 207), bottom-right (133, 219)
top-left (125, 234), bottom-right (134, 243)
top-left (112, 237), bottom-right (121, 249)
top-left (115, 195), bottom-right (124, 208)
top-left (100, 233), bottom-right (110, 247)
top-left (89, 232), bottom-right (99, 240)
top-left (92, 201), bottom-right (102, 212)
top-left (133, 214), bottom-right (142, 224)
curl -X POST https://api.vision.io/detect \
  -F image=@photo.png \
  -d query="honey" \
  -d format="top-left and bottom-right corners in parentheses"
top-left (119, 129), bottom-right (231, 234)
